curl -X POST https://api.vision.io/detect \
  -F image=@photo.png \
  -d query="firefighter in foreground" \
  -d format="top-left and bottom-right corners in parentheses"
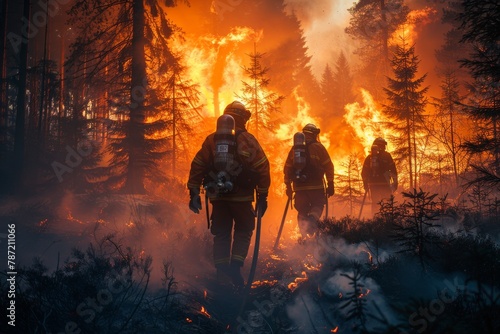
top-left (187, 101), bottom-right (270, 287)
top-left (284, 124), bottom-right (334, 239)
top-left (361, 137), bottom-right (398, 216)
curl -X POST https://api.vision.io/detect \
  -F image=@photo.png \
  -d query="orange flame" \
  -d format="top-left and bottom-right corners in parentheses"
top-left (331, 327), bottom-right (339, 333)
top-left (287, 271), bottom-right (308, 292)
top-left (390, 7), bottom-right (437, 46)
top-left (204, 290), bottom-right (208, 300)
top-left (39, 218), bottom-right (48, 227)
top-left (200, 306), bottom-right (211, 318)
top-left (344, 89), bottom-right (393, 155)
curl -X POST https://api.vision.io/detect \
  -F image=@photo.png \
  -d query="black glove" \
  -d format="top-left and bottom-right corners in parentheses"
top-left (327, 181), bottom-right (334, 197)
top-left (285, 183), bottom-right (293, 199)
top-left (257, 193), bottom-right (268, 217)
top-left (189, 188), bottom-right (202, 214)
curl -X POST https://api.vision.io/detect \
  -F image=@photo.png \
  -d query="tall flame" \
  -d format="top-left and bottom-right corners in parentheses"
top-left (390, 7), bottom-right (437, 46)
top-left (344, 89), bottom-right (393, 155)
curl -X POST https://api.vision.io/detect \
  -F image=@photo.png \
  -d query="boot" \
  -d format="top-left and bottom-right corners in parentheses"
top-left (229, 262), bottom-right (244, 288)
top-left (215, 264), bottom-right (231, 286)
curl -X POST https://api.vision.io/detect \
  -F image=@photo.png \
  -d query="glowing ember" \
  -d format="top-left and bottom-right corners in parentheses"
top-left (287, 271), bottom-right (308, 292)
top-left (126, 221), bottom-right (135, 228)
top-left (186, 318), bottom-right (192, 323)
top-left (203, 290), bottom-right (208, 300)
top-left (66, 210), bottom-right (84, 224)
top-left (339, 292), bottom-right (343, 299)
top-left (358, 288), bottom-right (372, 299)
top-left (331, 326), bottom-right (339, 333)
top-left (200, 306), bottom-right (211, 318)
top-left (38, 218), bottom-right (48, 227)
top-left (252, 280), bottom-right (278, 288)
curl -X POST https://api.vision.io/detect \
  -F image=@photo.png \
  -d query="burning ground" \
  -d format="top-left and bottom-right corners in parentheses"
top-left (1, 189), bottom-right (499, 334)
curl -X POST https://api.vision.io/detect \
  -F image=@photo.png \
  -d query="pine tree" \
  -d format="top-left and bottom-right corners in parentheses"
top-left (430, 70), bottom-right (468, 186)
top-left (67, 0), bottom-right (178, 193)
top-left (320, 63), bottom-right (335, 119)
top-left (345, 0), bottom-right (409, 99)
top-left (237, 44), bottom-right (284, 139)
top-left (332, 51), bottom-right (356, 117)
top-left (458, 0), bottom-right (500, 179)
top-left (383, 38), bottom-right (428, 190)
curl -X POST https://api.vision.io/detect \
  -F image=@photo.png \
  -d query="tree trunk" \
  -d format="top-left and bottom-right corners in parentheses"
top-left (0, 0), bottom-right (8, 137)
top-left (125, 0), bottom-right (146, 193)
top-left (13, 0), bottom-right (30, 190)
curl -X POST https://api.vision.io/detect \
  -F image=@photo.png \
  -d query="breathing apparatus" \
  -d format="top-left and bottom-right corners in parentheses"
top-left (292, 132), bottom-right (307, 181)
top-left (205, 114), bottom-right (237, 195)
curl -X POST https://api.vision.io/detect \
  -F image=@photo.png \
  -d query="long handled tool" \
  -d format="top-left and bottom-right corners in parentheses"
top-left (273, 197), bottom-right (291, 251)
top-left (358, 190), bottom-right (368, 220)
top-left (205, 194), bottom-right (210, 229)
top-left (236, 199), bottom-right (263, 322)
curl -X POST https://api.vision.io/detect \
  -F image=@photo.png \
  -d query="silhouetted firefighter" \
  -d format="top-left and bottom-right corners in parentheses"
top-left (187, 101), bottom-right (270, 287)
top-left (284, 124), bottom-right (334, 239)
top-left (361, 137), bottom-right (398, 216)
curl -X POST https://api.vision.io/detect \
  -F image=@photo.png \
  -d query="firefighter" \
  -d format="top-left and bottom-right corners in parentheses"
top-left (187, 101), bottom-right (270, 287)
top-left (361, 137), bottom-right (398, 216)
top-left (284, 123), bottom-right (334, 239)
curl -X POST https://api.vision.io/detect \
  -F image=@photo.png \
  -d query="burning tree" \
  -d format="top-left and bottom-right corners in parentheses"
top-left (345, 0), bottom-right (410, 100)
top-left (383, 38), bottom-right (429, 190)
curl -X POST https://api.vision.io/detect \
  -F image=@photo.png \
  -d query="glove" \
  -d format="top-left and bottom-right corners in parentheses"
top-left (285, 183), bottom-right (293, 199)
top-left (188, 188), bottom-right (202, 214)
top-left (327, 181), bottom-right (334, 197)
top-left (257, 193), bottom-right (268, 217)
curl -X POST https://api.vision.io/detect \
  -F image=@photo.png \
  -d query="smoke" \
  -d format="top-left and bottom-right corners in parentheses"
top-left (284, 0), bottom-right (354, 77)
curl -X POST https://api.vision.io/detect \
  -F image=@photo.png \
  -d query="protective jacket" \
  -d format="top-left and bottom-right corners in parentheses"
top-left (187, 128), bottom-right (270, 201)
top-left (361, 151), bottom-right (397, 188)
top-left (284, 140), bottom-right (334, 191)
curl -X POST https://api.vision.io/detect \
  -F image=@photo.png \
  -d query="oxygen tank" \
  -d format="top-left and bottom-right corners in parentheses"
top-left (214, 114), bottom-right (236, 172)
top-left (293, 132), bottom-right (307, 179)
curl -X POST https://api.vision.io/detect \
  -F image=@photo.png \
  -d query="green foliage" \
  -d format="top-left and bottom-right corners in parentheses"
top-left (390, 189), bottom-right (441, 271)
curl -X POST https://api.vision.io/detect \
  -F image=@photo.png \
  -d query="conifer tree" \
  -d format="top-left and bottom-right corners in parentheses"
top-left (383, 38), bottom-right (428, 190)
top-left (332, 51), bottom-right (356, 116)
top-left (67, 0), bottom-right (178, 193)
top-left (458, 0), bottom-right (500, 179)
top-left (237, 44), bottom-right (284, 139)
top-left (345, 0), bottom-right (409, 99)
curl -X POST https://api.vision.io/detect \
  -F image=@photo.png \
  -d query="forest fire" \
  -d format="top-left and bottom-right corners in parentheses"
top-left (1, 0), bottom-right (498, 333)
top-left (344, 89), bottom-right (393, 155)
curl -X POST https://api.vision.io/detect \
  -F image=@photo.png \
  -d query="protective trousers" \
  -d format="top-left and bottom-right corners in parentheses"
top-left (294, 189), bottom-right (326, 237)
top-left (369, 183), bottom-right (392, 215)
top-left (210, 201), bottom-right (255, 267)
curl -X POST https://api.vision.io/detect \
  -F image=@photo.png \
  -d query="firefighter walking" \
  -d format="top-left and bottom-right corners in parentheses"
top-left (284, 124), bottom-right (334, 239)
top-left (187, 101), bottom-right (270, 287)
top-left (361, 137), bottom-right (398, 216)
